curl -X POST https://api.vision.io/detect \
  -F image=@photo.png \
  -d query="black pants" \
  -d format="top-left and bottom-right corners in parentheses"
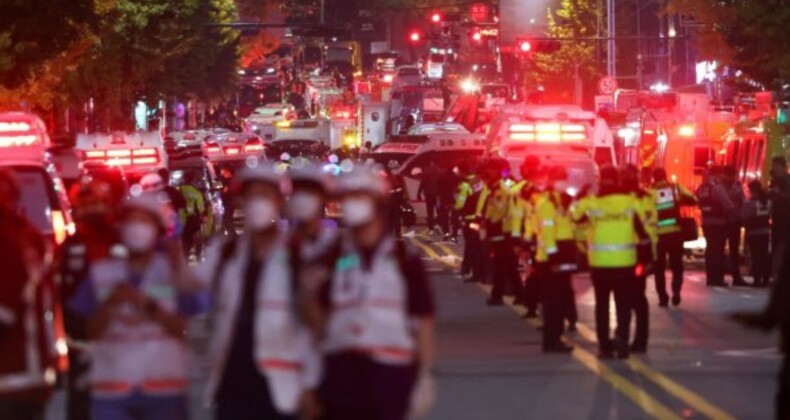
top-left (591, 268), bottom-right (634, 353)
top-left (320, 353), bottom-right (417, 420)
top-left (726, 223), bottom-right (743, 281)
top-left (489, 240), bottom-right (509, 301)
top-left (461, 225), bottom-right (478, 276)
top-left (655, 234), bottom-right (685, 301)
top-left (632, 275), bottom-right (649, 349)
top-left (541, 265), bottom-right (569, 348)
top-left (563, 275), bottom-right (578, 326)
top-left (216, 379), bottom-right (295, 420)
top-left (450, 211), bottom-right (462, 239)
top-left (436, 201), bottom-right (450, 235)
top-left (181, 215), bottom-right (201, 257)
top-left (425, 195), bottom-right (438, 230)
top-left (0, 399), bottom-right (45, 420)
top-left (748, 234), bottom-right (771, 285)
top-left (524, 250), bottom-right (541, 314)
top-left (703, 224), bottom-right (728, 285)
top-left (779, 353), bottom-right (790, 420)
top-left (66, 350), bottom-right (91, 420)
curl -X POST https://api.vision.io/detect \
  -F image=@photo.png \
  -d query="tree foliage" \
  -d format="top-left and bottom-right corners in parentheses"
top-left (529, 0), bottom-right (601, 103)
top-left (668, 0), bottom-right (790, 88)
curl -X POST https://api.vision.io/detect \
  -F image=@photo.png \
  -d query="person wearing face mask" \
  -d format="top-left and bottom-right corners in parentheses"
top-left (56, 180), bottom-right (121, 420)
top-left (303, 166), bottom-right (437, 420)
top-left (197, 162), bottom-right (320, 420)
top-left (68, 194), bottom-right (199, 420)
top-left (288, 164), bottom-right (337, 261)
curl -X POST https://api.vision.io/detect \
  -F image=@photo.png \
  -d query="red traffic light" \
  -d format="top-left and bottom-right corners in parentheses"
top-left (409, 31), bottom-right (421, 42)
top-left (431, 12), bottom-right (442, 23)
top-left (519, 41), bottom-right (532, 52)
top-left (472, 31), bottom-right (483, 42)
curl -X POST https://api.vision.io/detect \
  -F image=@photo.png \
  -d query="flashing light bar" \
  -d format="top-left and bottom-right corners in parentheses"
top-left (83, 148), bottom-right (161, 166)
top-left (0, 135), bottom-right (38, 147)
top-left (0, 122), bottom-right (32, 132)
top-left (507, 123), bottom-right (587, 142)
top-left (677, 125), bottom-right (696, 137)
top-left (205, 144), bottom-right (221, 154)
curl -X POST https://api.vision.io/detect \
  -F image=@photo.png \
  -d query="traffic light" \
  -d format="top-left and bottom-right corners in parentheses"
top-left (519, 40), bottom-right (531, 52)
top-left (409, 30), bottom-right (422, 43)
top-left (472, 31), bottom-right (483, 42)
top-left (430, 12), bottom-right (442, 23)
top-left (516, 37), bottom-right (561, 54)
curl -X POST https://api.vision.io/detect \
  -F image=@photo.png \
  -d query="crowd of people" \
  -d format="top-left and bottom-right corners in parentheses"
top-left (0, 161), bottom-right (436, 420)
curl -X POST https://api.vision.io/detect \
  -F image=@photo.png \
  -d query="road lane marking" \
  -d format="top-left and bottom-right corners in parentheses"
top-left (412, 239), bottom-right (735, 420)
top-left (409, 237), bottom-right (458, 269)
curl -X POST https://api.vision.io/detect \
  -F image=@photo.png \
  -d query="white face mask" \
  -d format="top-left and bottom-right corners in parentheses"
top-left (245, 198), bottom-right (279, 231)
top-left (121, 221), bottom-right (159, 253)
top-left (342, 197), bottom-right (375, 227)
top-left (288, 191), bottom-right (323, 222)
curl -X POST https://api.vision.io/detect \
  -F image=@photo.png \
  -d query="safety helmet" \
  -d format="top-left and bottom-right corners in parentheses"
top-left (280, 152), bottom-right (291, 162)
top-left (121, 193), bottom-right (170, 230)
top-left (235, 160), bottom-right (289, 195)
top-left (139, 173), bottom-right (165, 192)
top-left (336, 164), bottom-right (389, 197)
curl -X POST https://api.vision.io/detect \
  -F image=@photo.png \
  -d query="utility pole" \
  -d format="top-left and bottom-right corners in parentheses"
top-left (607, 0), bottom-right (616, 77)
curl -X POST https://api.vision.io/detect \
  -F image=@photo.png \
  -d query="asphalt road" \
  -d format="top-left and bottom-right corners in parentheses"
top-left (46, 232), bottom-right (780, 420)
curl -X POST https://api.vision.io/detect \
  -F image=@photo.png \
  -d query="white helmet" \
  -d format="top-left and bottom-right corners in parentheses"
top-left (290, 163), bottom-right (331, 192)
top-left (122, 193), bottom-right (170, 229)
top-left (139, 173), bottom-right (165, 192)
top-left (336, 165), bottom-right (389, 197)
top-left (280, 152), bottom-right (291, 162)
top-left (235, 160), bottom-right (290, 194)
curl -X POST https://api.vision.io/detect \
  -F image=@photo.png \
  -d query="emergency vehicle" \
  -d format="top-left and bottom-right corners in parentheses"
top-left (0, 112), bottom-right (74, 246)
top-left (408, 122), bottom-right (470, 135)
top-left (77, 131), bottom-right (167, 183)
top-left (203, 131), bottom-right (266, 164)
top-left (244, 103), bottom-right (297, 140)
top-left (271, 119), bottom-right (331, 158)
top-left (485, 105), bottom-right (611, 193)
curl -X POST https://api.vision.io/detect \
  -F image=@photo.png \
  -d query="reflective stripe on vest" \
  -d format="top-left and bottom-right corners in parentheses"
top-left (589, 244), bottom-right (636, 252)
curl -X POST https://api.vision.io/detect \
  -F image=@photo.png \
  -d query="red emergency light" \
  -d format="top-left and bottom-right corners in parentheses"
top-left (83, 148), bottom-right (162, 166)
top-left (677, 125), bottom-right (695, 137)
top-left (508, 123), bottom-right (587, 142)
top-left (409, 31), bottom-right (421, 43)
top-left (519, 41), bottom-right (532, 52)
top-left (431, 12), bottom-right (442, 23)
top-left (243, 138), bottom-right (264, 153)
top-left (0, 121), bottom-right (40, 147)
top-left (472, 31), bottom-right (483, 42)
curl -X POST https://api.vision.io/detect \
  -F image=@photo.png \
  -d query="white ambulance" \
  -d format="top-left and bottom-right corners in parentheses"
top-left (77, 131), bottom-right (167, 183)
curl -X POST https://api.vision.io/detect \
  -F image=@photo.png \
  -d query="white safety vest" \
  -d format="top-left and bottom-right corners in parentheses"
top-left (88, 254), bottom-right (189, 397)
top-left (202, 235), bottom-right (320, 415)
top-left (324, 236), bottom-right (416, 365)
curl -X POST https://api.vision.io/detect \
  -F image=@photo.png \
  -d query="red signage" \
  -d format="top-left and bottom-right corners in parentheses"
top-left (469, 3), bottom-right (489, 22)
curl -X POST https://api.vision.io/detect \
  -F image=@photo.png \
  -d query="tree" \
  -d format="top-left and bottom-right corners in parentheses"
top-left (668, 0), bottom-right (790, 89)
top-left (528, 0), bottom-right (601, 104)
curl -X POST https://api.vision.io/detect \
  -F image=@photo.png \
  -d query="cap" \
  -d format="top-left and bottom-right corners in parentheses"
top-left (336, 165), bottom-right (389, 197)
top-left (235, 160), bottom-right (289, 194)
top-left (122, 193), bottom-right (170, 229)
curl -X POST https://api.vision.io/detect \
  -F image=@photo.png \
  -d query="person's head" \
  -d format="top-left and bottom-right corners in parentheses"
top-left (120, 195), bottom-right (168, 255)
top-left (652, 167), bottom-right (667, 184)
top-left (520, 155), bottom-right (540, 181)
top-left (772, 156), bottom-right (788, 179)
top-left (620, 164), bottom-right (639, 190)
top-left (236, 163), bottom-right (286, 233)
top-left (288, 165), bottom-right (329, 224)
top-left (0, 169), bottom-right (20, 212)
top-left (71, 180), bottom-right (114, 233)
top-left (723, 165), bottom-right (738, 183)
top-left (336, 166), bottom-right (389, 235)
top-left (709, 165), bottom-right (724, 182)
top-left (140, 173), bottom-right (165, 193)
top-left (748, 180), bottom-right (765, 200)
top-left (598, 164), bottom-right (620, 192)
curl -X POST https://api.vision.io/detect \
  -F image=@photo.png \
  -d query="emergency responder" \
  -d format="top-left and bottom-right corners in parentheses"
top-left (742, 180), bottom-right (772, 287)
top-left (0, 170), bottom-right (56, 419)
top-left (197, 162), bottom-right (320, 420)
top-left (57, 180), bottom-right (120, 420)
top-left (482, 159), bottom-right (515, 306)
top-left (651, 168), bottom-right (696, 306)
top-left (288, 164), bottom-right (337, 260)
top-left (417, 160), bottom-right (442, 234)
top-left (508, 157), bottom-right (540, 315)
top-left (722, 165), bottom-right (747, 286)
top-left (572, 165), bottom-right (643, 359)
top-left (696, 166), bottom-right (734, 287)
top-left (69, 194), bottom-right (198, 420)
top-left (140, 172), bottom-right (182, 239)
top-left (455, 162), bottom-right (482, 281)
top-left (179, 172), bottom-right (206, 258)
top-left (769, 157), bottom-right (790, 278)
top-left (218, 166), bottom-right (237, 237)
top-left (438, 165), bottom-right (459, 240)
top-left (622, 165), bottom-right (656, 353)
top-left (304, 165), bottom-right (437, 420)
top-left (156, 168), bottom-right (188, 225)
top-left (534, 166), bottom-right (577, 353)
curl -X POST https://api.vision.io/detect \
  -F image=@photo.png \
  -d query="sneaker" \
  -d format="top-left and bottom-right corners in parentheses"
top-left (613, 338), bottom-right (630, 359)
top-left (671, 295), bottom-right (681, 307)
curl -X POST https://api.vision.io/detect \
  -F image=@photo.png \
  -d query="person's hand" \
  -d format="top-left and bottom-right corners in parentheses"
top-left (298, 390), bottom-right (322, 420)
top-left (409, 372), bottom-right (437, 419)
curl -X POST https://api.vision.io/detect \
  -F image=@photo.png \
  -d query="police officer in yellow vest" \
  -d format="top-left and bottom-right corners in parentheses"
top-left (535, 166), bottom-right (578, 353)
top-left (572, 165), bottom-right (643, 359)
top-left (455, 162), bottom-right (483, 281)
top-left (179, 171), bottom-right (206, 258)
top-left (651, 168), bottom-right (696, 306)
top-left (508, 157), bottom-right (540, 314)
top-left (622, 165), bottom-right (657, 353)
top-left (482, 159), bottom-right (515, 305)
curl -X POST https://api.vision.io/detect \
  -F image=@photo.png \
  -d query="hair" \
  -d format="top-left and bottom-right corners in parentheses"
top-left (709, 165), bottom-right (724, 177)
top-left (599, 165), bottom-right (620, 192)
top-left (748, 180), bottom-right (767, 202)
top-left (724, 165), bottom-right (738, 177)
top-left (652, 167), bottom-right (667, 182)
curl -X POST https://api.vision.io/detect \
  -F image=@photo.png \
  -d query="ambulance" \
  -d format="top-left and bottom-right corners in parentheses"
top-left (271, 119), bottom-right (331, 159)
top-left (485, 105), bottom-right (609, 194)
top-left (77, 131), bottom-right (167, 183)
top-left (243, 103), bottom-right (297, 140)
top-left (0, 112), bottom-right (74, 246)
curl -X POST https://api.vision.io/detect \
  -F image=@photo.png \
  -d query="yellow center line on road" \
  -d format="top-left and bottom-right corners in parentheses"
top-left (409, 236), bottom-right (459, 269)
top-left (409, 237), bottom-right (733, 420)
top-left (416, 233), bottom-right (461, 260)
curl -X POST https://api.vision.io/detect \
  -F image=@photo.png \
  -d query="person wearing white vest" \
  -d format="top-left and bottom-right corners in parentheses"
top-left (287, 163), bottom-right (338, 262)
top-left (197, 161), bottom-right (320, 420)
top-left (303, 165), bottom-right (437, 420)
top-left (68, 193), bottom-right (199, 420)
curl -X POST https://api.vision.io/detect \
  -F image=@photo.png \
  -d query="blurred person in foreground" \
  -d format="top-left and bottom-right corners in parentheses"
top-left (303, 165), bottom-right (437, 420)
top-left (69, 194), bottom-right (199, 420)
top-left (57, 180), bottom-right (121, 420)
top-left (0, 170), bottom-right (57, 420)
top-left (287, 163), bottom-right (337, 261)
top-left (770, 157), bottom-right (790, 278)
top-left (197, 162), bottom-right (320, 420)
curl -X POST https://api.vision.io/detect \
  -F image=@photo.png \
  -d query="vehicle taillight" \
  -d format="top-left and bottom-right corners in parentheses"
top-left (106, 149), bottom-right (131, 157)
top-left (225, 146), bottom-right (241, 155)
top-left (51, 210), bottom-right (68, 245)
top-left (205, 143), bottom-right (221, 154)
top-left (85, 150), bottom-right (106, 159)
top-left (244, 138), bottom-right (264, 153)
